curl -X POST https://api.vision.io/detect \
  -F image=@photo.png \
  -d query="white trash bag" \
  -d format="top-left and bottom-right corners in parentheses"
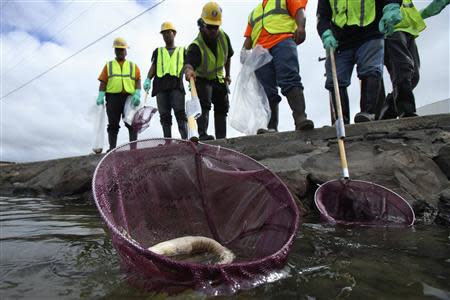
top-left (229, 45), bottom-right (272, 135)
top-left (92, 104), bottom-right (106, 154)
top-left (123, 95), bottom-right (144, 126)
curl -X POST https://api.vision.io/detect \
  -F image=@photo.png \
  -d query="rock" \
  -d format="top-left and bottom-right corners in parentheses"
top-left (1, 114), bottom-right (449, 225)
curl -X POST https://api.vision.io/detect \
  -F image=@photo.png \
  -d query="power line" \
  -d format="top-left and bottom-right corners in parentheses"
top-left (1, 0), bottom-right (166, 100)
top-left (1, 1), bottom-right (97, 77)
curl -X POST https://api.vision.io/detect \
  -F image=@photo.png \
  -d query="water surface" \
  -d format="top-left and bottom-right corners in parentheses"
top-left (1, 196), bottom-right (449, 299)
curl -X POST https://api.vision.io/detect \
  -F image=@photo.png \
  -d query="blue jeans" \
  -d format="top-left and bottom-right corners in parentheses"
top-left (325, 38), bottom-right (384, 89)
top-left (255, 38), bottom-right (303, 103)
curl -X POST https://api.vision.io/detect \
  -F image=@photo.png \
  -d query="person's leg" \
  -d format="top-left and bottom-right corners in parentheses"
top-left (211, 82), bottom-right (229, 139)
top-left (170, 89), bottom-right (188, 139)
top-left (255, 60), bottom-right (282, 131)
top-left (196, 79), bottom-right (214, 140)
top-left (325, 48), bottom-right (355, 124)
top-left (384, 32), bottom-right (418, 117)
top-left (269, 38), bottom-right (313, 130)
top-left (105, 93), bottom-right (126, 151)
top-left (355, 38), bottom-right (384, 122)
top-left (156, 91), bottom-right (173, 138)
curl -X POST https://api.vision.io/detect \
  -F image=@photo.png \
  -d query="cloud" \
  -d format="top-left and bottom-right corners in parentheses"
top-left (1, 0), bottom-right (449, 162)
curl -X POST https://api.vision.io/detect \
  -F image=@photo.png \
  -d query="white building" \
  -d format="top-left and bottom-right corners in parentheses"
top-left (417, 99), bottom-right (450, 116)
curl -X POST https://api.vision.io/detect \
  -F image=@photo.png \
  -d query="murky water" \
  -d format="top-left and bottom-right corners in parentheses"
top-left (1, 196), bottom-right (449, 299)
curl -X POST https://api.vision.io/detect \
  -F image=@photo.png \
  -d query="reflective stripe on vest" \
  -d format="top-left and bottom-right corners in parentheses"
top-left (394, 0), bottom-right (426, 37)
top-left (192, 30), bottom-right (228, 82)
top-left (106, 60), bottom-right (136, 94)
top-left (156, 47), bottom-right (185, 78)
top-left (330, 0), bottom-right (376, 28)
top-left (248, 0), bottom-right (296, 48)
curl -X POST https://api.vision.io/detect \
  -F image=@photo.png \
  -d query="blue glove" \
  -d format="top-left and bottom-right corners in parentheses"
top-left (421, 0), bottom-right (450, 19)
top-left (321, 29), bottom-right (338, 50)
top-left (132, 89), bottom-right (141, 107)
top-left (143, 78), bottom-right (151, 92)
top-left (96, 91), bottom-right (105, 105)
top-left (379, 3), bottom-right (402, 36)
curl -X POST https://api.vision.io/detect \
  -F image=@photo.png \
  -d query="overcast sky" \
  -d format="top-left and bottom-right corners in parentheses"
top-left (1, 0), bottom-right (449, 163)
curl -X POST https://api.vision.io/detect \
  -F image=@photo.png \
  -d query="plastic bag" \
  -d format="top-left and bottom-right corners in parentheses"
top-left (229, 45), bottom-right (272, 135)
top-left (92, 104), bottom-right (106, 154)
top-left (123, 95), bottom-right (143, 125)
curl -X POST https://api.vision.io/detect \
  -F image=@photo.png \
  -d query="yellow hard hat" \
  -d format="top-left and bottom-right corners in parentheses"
top-left (201, 1), bottom-right (222, 26)
top-left (112, 37), bottom-right (129, 49)
top-left (160, 21), bottom-right (176, 33)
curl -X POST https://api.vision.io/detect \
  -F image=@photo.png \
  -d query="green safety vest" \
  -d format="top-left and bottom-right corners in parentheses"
top-left (106, 60), bottom-right (136, 94)
top-left (248, 0), bottom-right (297, 48)
top-left (156, 47), bottom-right (185, 78)
top-left (330, 0), bottom-right (376, 28)
top-left (192, 30), bottom-right (228, 82)
top-left (394, 0), bottom-right (426, 37)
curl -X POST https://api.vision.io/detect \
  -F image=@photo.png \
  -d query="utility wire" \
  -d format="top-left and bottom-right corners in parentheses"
top-left (2, 1), bottom-right (97, 77)
top-left (1, 0), bottom-right (166, 100)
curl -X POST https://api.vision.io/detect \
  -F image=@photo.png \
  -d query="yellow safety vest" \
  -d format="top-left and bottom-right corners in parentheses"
top-left (330, 0), bottom-right (376, 28)
top-left (248, 0), bottom-right (297, 48)
top-left (192, 30), bottom-right (228, 82)
top-left (106, 60), bottom-right (136, 94)
top-left (394, 0), bottom-right (426, 37)
top-left (156, 47), bottom-right (185, 78)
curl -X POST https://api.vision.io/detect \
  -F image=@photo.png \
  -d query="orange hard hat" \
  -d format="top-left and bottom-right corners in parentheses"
top-left (201, 1), bottom-right (222, 26)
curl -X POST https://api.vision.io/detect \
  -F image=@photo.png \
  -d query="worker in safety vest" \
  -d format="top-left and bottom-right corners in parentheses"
top-left (378, 0), bottom-right (450, 119)
top-left (143, 22), bottom-right (187, 139)
top-left (184, 2), bottom-right (234, 141)
top-left (97, 37), bottom-right (142, 152)
top-left (243, 0), bottom-right (314, 134)
top-left (317, 0), bottom-right (402, 124)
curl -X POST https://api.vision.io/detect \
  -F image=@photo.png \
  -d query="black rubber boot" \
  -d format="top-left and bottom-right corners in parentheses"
top-left (355, 76), bottom-right (381, 123)
top-left (128, 129), bottom-right (137, 142)
top-left (177, 122), bottom-right (188, 139)
top-left (286, 87), bottom-right (314, 130)
top-left (330, 87), bottom-right (350, 124)
top-left (257, 96), bottom-right (279, 134)
top-left (198, 110), bottom-right (214, 140)
top-left (378, 92), bottom-right (398, 120)
top-left (395, 79), bottom-right (417, 118)
top-left (214, 112), bottom-right (227, 139)
top-left (107, 132), bottom-right (117, 152)
top-left (162, 124), bottom-right (172, 138)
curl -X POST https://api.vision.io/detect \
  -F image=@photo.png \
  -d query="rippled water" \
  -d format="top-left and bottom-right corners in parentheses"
top-left (1, 196), bottom-right (449, 299)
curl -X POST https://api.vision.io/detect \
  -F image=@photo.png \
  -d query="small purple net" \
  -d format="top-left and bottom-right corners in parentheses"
top-left (315, 179), bottom-right (415, 226)
top-left (92, 139), bottom-right (299, 294)
top-left (132, 106), bottom-right (158, 133)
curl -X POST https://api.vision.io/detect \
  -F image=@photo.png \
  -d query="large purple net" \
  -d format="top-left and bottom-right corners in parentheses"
top-left (315, 179), bottom-right (415, 226)
top-left (92, 139), bottom-right (299, 294)
top-left (132, 106), bottom-right (157, 133)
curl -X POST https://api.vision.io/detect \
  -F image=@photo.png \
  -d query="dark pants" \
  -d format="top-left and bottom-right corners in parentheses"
top-left (196, 78), bottom-right (229, 139)
top-left (156, 89), bottom-right (187, 139)
top-left (105, 93), bottom-right (137, 149)
top-left (384, 31), bottom-right (420, 117)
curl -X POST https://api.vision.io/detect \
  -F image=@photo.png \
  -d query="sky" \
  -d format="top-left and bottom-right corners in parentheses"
top-left (1, 0), bottom-right (449, 163)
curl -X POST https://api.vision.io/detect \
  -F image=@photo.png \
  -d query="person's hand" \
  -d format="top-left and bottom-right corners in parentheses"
top-left (143, 78), bottom-right (151, 93)
top-left (132, 89), bottom-right (141, 107)
top-left (321, 29), bottom-right (338, 50)
top-left (96, 91), bottom-right (105, 105)
top-left (184, 65), bottom-right (195, 81)
top-left (294, 27), bottom-right (306, 45)
top-left (421, 0), bottom-right (449, 19)
top-left (379, 3), bottom-right (402, 36)
top-left (225, 75), bottom-right (231, 85)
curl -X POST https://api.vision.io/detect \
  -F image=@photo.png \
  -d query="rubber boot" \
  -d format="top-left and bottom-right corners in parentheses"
top-left (355, 76), bottom-right (381, 123)
top-left (198, 110), bottom-right (214, 140)
top-left (395, 79), bottom-right (417, 118)
top-left (177, 121), bottom-right (188, 139)
top-left (257, 97), bottom-right (279, 134)
top-left (214, 112), bottom-right (227, 139)
top-left (330, 87), bottom-right (350, 124)
top-left (162, 124), bottom-right (172, 138)
top-left (107, 132), bottom-right (117, 152)
top-left (378, 92), bottom-right (398, 120)
top-left (286, 87), bottom-right (314, 130)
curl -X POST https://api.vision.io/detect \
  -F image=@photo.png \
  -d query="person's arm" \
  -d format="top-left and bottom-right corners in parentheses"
top-left (316, 0), bottom-right (332, 38)
top-left (135, 65), bottom-right (141, 90)
top-left (184, 44), bottom-right (201, 81)
top-left (294, 8), bottom-right (306, 45)
top-left (99, 81), bottom-right (106, 92)
top-left (147, 49), bottom-right (158, 80)
top-left (243, 23), bottom-right (253, 50)
top-left (421, 0), bottom-right (450, 19)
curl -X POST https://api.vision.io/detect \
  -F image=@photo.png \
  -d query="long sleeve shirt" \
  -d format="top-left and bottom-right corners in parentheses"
top-left (316, 0), bottom-right (401, 50)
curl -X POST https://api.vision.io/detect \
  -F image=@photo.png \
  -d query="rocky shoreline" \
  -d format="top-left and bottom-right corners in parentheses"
top-left (1, 114), bottom-right (449, 225)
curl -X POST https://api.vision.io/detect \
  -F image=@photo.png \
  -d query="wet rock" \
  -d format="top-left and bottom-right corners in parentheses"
top-left (436, 188), bottom-right (450, 225)
top-left (433, 145), bottom-right (450, 180)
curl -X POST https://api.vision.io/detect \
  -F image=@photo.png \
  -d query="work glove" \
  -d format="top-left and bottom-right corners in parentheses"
top-left (420, 0), bottom-right (449, 19)
top-left (143, 78), bottom-right (151, 93)
top-left (379, 3), bottom-right (402, 36)
top-left (132, 89), bottom-right (141, 107)
top-left (96, 91), bottom-right (105, 105)
top-left (321, 29), bottom-right (338, 50)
